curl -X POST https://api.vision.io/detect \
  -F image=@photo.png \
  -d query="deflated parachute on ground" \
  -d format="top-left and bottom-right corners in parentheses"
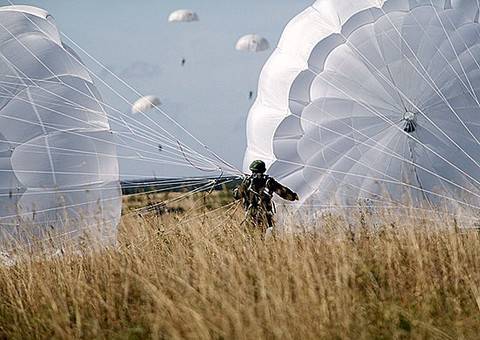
top-left (0, 5), bottom-right (121, 245)
top-left (244, 0), bottom-right (480, 212)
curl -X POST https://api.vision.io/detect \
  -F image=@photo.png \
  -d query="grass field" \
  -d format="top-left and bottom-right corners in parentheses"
top-left (0, 191), bottom-right (479, 339)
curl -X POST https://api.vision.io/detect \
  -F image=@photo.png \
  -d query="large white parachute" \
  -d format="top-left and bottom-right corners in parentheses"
top-left (244, 0), bottom-right (480, 212)
top-left (0, 6), bottom-right (121, 245)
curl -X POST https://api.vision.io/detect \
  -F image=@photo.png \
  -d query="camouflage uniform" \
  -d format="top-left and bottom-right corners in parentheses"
top-left (234, 160), bottom-right (298, 235)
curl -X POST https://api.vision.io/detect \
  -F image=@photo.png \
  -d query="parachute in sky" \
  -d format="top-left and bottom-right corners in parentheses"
top-left (235, 34), bottom-right (270, 52)
top-left (131, 95), bottom-right (161, 114)
top-left (168, 9), bottom-right (198, 23)
top-left (0, 5), bottom-right (121, 246)
top-left (244, 0), bottom-right (480, 212)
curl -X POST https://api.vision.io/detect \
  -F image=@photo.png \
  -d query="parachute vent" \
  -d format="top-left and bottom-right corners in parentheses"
top-left (403, 111), bottom-right (417, 133)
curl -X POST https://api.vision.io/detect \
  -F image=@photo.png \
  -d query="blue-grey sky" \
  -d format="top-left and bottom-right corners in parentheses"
top-left (4, 0), bottom-right (311, 178)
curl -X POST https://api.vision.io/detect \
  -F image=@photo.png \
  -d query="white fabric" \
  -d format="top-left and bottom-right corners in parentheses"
top-left (0, 5), bottom-right (121, 245)
top-left (235, 34), bottom-right (270, 52)
top-left (245, 0), bottom-right (480, 211)
top-left (168, 9), bottom-right (199, 23)
top-left (131, 95), bottom-right (161, 114)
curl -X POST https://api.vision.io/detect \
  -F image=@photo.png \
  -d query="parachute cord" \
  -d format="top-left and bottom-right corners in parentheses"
top-left (177, 141), bottom-right (220, 173)
top-left (407, 137), bottom-right (433, 208)
top-left (201, 144), bottom-right (243, 175)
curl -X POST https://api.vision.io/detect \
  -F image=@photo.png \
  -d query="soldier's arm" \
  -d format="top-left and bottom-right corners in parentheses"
top-left (269, 179), bottom-right (299, 201)
top-left (233, 179), bottom-right (247, 200)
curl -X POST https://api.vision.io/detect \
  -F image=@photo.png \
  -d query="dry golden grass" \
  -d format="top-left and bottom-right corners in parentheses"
top-left (0, 194), bottom-right (479, 339)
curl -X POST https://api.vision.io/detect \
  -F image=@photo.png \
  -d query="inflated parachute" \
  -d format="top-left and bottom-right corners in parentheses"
top-left (235, 34), bottom-right (270, 53)
top-left (0, 6), bottom-right (121, 245)
top-left (244, 0), bottom-right (480, 211)
top-left (131, 95), bottom-right (161, 114)
top-left (168, 9), bottom-right (198, 23)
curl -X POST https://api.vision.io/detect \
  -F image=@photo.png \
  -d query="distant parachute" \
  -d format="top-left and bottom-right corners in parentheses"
top-left (0, 6), bottom-right (121, 246)
top-left (235, 34), bottom-right (270, 52)
top-left (168, 9), bottom-right (198, 23)
top-left (131, 96), bottom-right (161, 114)
top-left (245, 0), bottom-right (480, 213)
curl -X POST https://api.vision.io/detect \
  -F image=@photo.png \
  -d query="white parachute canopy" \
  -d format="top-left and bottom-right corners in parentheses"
top-left (168, 9), bottom-right (199, 23)
top-left (131, 95), bottom-right (161, 114)
top-left (0, 5), bottom-right (121, 245)
top-left (244, 0), bottom-right (480, 212)
top-left (235, 34), bottom-right (270, 52)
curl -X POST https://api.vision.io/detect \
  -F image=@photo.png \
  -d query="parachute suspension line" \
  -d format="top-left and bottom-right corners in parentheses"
top-left (58, 35), bottom-right (238, 173)
top-left (0, 6), bottom-right (235, 245)
top-left (133, 178), bottom-right (223, 214)
top-left (300, 125), bottom-right (406, 198)
top-left (274, 158), bottom-right (480, 211)
top-left (0, 92), bottom-right (225, 216)
top-left (0, 77), bottom-right (215, 167)
top-left (0, 177), bottom-right (223, 198)
top-left (298, 122), bottom-right (456, 212)
top-left (405, 9), bottom-right (480, 130)
top-left (293, 8), bottom-right (480, 195)
top-left (0, 176), bottom-right (236, 229)
top-left (0, 76), bottom-right (218, 174)
top-left (333, 36), bottom-right (480, 188)
top-left (406, 137), bottom-right (433, 208)
top-left (0, 76), bottom-right (218, 176)
top-left (20, 16), bottom-right (237, 178)
top-left (0, 88), bottom-right (212, 174)
top-left (298, 124), bottom-right (435, 208)
top-left (302, 73), bottom-right (480, 197)
top-left (0, 45), bottom-right (176, 161)
top-left (0, 6), bottom-right (225, 176)
top-left (56, 31), bottom-right (243, 176)
top-left (385, 64), bottom-right (408, 113)
top-left (420, 141), bottom-right (453, 205)
top-left (425, 0), bottom-right (480, 105)
top-left (5, 178), bottom-right (235, 252)
top-left (341, 38), bottom-right (480, 175)
top-left (290, 92), bottom-right (480, 203)
top-left (0, 85), bottom-right (206, 172)
top-left (25, 88), bottom-right (57, 186)
top-left (304, 98), bottom-right (480, 201)
top-left (371, 7), bottom-right (480, 161)
top-left (177, 141), bottom-right (221, 173)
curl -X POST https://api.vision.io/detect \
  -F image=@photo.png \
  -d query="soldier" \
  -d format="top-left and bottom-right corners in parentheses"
top-left (234, 160), bottom-right (299, 235)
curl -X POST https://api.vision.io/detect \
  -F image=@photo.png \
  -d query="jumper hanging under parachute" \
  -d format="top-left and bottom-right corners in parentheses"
top-left (0, 5), bottom-right (121, 245)
top-left (244, 0), bottom-right (480, 212)
top-left (168, 9), bottom-right (199, 68)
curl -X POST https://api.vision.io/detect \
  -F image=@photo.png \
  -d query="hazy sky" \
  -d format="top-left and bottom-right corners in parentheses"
top-left (1, 0), bottom-right (312, 178)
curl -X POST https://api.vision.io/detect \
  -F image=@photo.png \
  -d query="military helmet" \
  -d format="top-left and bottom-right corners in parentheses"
top-left (249, 160), bottom-right (266, 173)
